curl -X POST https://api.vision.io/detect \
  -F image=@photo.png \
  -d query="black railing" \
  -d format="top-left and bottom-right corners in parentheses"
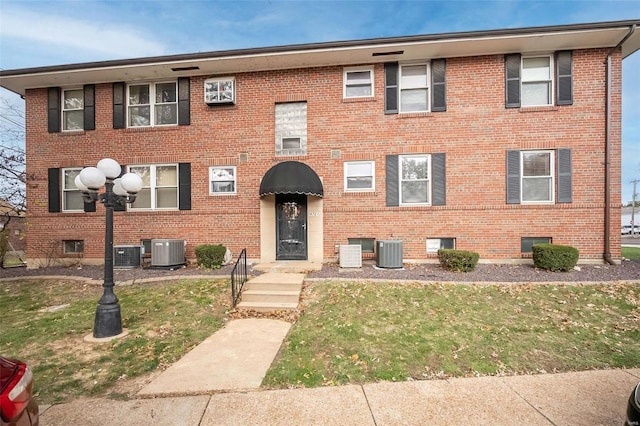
top-left (230, 249), bottom-right (247, 308)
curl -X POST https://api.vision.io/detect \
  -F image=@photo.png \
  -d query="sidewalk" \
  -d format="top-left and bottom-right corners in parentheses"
top-left (40, 366), bottom-right (640, 425)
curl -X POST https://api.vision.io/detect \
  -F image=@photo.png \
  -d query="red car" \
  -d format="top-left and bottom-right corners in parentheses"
top-left (0, 357), bottom-right (39, 426)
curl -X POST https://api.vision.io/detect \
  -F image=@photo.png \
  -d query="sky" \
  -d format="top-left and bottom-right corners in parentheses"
top-left (1, 0), bottom-right (639, 202)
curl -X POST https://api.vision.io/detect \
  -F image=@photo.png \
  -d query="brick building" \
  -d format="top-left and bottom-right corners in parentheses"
top-left (1, 20), bottom-right (639, 267)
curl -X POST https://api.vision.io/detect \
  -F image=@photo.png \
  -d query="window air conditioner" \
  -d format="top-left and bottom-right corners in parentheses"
top-left (113, 245), bottom-right (143, 269)
top-left (376, 240), bottom-right (403, 268)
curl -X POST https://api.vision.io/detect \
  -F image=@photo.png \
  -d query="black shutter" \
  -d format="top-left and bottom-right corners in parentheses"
top-left (432, 153), bottom-right (446, 206)
top-left (178, 163), bottom-right (191, 210)
top-left (556, 51), bottom-right (573, 106)
top-left (83, 84), bottom-right (96, 131)
top-left (386, 155), bottom-right (399, 206)
top-left (113, 82), bottom-right (125, 129)
top-left (48, 168), bottom-right (61, 212)
top-left (384, 62), bottom-right (399, 114)
top-left (506, 150), bottom-right (521, 204)
top-left (113, 165), bottom-right (127, 212)
top-left (557, 148), bottom-right (572, 203)
top-left (84, 198), bottom-right (96, 212)
top-left (431, 59), bottom-right (446, 112)
top-left (48, 87), bottom-right (61, 133)
top-left (178, 77), bottom-right (190, 126)
top-left (505, 54), bottom-right (521, 108)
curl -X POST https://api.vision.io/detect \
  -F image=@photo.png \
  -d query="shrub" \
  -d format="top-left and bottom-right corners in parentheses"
top-left (532, 243), bottom-right (579, 272)
top-left (437, 249), bottom-right (480, 272)
top-left (194, 244), bottom-right (227, 270)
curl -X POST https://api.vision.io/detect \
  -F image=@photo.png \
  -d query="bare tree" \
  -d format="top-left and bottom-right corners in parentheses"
top-left (0, 96), bottom-right (27, 266)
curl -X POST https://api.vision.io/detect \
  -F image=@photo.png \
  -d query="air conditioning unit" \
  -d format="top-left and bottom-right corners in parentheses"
top-left (376, 240), bottom-right (403, 268)
top-left (151, 239), bottom-right (186, 267)
top-left (339, 245), bottom-right (362, 268)
top-left (113, 245), bottom-right (143, 269)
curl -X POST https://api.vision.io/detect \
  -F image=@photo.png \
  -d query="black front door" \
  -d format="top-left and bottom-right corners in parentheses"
top-left (276, 194), bottom-right (307, 260)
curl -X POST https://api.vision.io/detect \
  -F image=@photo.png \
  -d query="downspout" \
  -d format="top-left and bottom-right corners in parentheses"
top-left (604, 24), bottom-right (636, 265)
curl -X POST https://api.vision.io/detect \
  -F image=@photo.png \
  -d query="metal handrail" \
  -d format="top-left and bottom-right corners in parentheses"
top-left (230, 249), bottom-right (247, 308)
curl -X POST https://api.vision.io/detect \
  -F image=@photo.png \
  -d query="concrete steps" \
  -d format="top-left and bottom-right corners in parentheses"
top-left (237, 272), bottom-right (305, 312)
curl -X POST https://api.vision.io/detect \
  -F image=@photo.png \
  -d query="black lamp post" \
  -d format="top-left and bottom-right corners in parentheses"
top-left (77, 159), bottom-right (143, 338)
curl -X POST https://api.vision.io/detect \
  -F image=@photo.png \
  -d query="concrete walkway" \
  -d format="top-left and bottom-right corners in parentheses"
top-left (40, 367), bottom-right (640, 425)
top-left (138, 318), bottom-right (291, 395)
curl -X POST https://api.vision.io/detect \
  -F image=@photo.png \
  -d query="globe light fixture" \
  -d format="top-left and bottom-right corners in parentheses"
top-left (77, 158), bottom-right (143, 338)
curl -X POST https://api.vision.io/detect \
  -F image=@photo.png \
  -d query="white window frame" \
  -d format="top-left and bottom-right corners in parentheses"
top-left (204, 77), bottom-right (236, 104)
top-left (128, 164), bottom-right (179, 210)
top-left (62, 88), bottom-right (84, 131)
top-left (520, 150), bottom-right (554, 204)
top-left (344, 161), bottom-right (375, 192)
top-left (521, 55), bottom-right (554, 107)
top-left (399, 63), bottom-right (429, 113)
top-left (343, 67), bottom-right (374, 99)
top-left (127, 81), bottom-right (178, 127)
top-left (209, 166), bottom-right (237, 195)
top-left (426, 238), bottom-right (456, 253)
top-left (399, 154), bottom-right (431, 206)
top-left (62, 167), bottom-right (84, 212)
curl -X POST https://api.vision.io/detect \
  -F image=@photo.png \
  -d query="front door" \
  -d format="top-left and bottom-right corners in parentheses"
top-left (276, 194), bottom-right (307, 260)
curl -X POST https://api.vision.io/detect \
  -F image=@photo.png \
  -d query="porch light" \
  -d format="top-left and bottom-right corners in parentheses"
top-left (78, 158), bottom-right (143, 338)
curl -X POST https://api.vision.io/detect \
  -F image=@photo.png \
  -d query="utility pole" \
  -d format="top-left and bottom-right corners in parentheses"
top-left (631, 179), bottom-right (639, 237)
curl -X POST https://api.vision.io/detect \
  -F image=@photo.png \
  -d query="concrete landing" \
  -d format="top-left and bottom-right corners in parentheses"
top-left (138, 318), bottom-right (291, 396)
top-left (252, 261), bottom-right (322, 273)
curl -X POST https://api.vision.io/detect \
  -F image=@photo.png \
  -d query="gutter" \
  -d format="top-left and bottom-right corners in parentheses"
top-left (603, 24), bottom-right (636, 265)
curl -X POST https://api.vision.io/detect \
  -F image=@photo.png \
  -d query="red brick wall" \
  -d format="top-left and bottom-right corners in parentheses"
top-left (24, 48), bottom-right (622, 264)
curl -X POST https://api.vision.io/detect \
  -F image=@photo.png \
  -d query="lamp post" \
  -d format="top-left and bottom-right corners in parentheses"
top-left (77, 158), bottom-right (143, 338)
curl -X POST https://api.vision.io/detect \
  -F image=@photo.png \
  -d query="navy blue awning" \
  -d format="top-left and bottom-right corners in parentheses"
top-left (259, 161), bottom-right (323, 197)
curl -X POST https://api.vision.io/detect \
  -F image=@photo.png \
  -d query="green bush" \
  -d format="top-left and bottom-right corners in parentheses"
top-left (437, 249), bottom-right (480, 272)
top-left (194, 244), bottom-right (227, 270)
top-left (532, 243), bottom-right (579, 272)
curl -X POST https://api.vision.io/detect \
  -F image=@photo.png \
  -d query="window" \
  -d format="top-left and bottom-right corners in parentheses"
top-left (128, 164), bottom-right (178, 210)
top-left (63, 240), bottom-right (84, 254)
top-left (507, 149), bottom-right (571, 204)
top-left (275, 102), bottom-right (307, 156)
top-left (521, 150), bottom-right (554, 203)
top-left (426, 238), bottom-right (455, 253)
top-left (521, 56), bottom-right (552, 106)
top-left (344, 67), bottom-right (373, 98)
top-left (348, 238), bottom-right (375, 253)
top-left (344, 161), bottom-right (375, 191)
top-left (62, 89), bottom-right (84, 130)
top-left (521, 237), bottom-right (551, 253)
top-left (400, 64), bottom-right (428, 113)
top-left (62, 168), bottom-right (84, 212)
top-left (128, 82), bottom-right (177, 127)
top-left (210, 166), bottom-right (236, 195)
top-left (400, 155), bottom-right (430, 204)
top-left (506, 52), bottom-right (572, 108)
top-left (204, 77), bottom-right (235, 104)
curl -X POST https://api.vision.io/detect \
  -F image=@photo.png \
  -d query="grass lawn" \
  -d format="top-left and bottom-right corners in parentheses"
top-left (2, 278), bottom-right (639, 404)
top-left (622, 246), bottom-right (640, 260)
top-left (0, 278), bottom-right (230, 404)
top-left (263, 281), bottom-right (640, 388)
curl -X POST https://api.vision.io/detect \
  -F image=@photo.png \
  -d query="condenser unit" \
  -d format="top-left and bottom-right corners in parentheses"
top-left (151, 239), bottom-right (186, 267)
top-left (113, 245), bottom-right (143, 269)
top-left (339, 245), bottom-right (362, 268)
top-left (376, 240), bottom-right (403, 268)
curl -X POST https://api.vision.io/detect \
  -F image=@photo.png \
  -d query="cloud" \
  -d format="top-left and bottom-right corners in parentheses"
top-left (0, 5), bottom-right (166, 64)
